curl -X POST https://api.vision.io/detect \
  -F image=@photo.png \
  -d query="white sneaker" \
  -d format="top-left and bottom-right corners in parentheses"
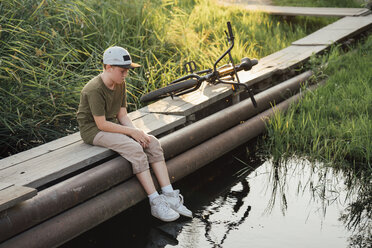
top-left (162, 190), bottom-right (193, 218)
top-left (150, 195), bottom-right (180, 222)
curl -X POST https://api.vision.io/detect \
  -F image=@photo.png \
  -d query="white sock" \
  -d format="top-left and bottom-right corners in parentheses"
top-left (161, 184), bottom-right (174, 193)
top-left (148, 191), bottom-right (159, 202)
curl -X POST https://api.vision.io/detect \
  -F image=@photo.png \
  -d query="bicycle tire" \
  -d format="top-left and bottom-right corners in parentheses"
top-left (141, 78), bottom-right (198, 103)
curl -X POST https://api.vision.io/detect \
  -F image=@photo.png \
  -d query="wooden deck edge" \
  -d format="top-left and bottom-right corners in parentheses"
top-left (0, 186), bottom-right (37, 213)
top-left (292, 15), bottom-right (372, 46)
top-left (361, 10), bottom-right (372, 16)
top-left (132, 114), bottom-right (187, 136)
top-left (0, 133), bottom-right (82, 171)
top-left (24, 149), bottom-right (115, 188)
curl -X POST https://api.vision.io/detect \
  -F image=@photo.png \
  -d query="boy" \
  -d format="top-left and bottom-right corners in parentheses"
top-left (77, 46), bottom-right (192, 222)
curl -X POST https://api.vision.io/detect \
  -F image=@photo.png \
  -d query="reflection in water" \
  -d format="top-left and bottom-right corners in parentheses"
top-left (146, 221), bottom-right (188, 247)
top-left (175, 157), bottom-right (370, 248)
top-left (63, 146), bottom-right (371, 248)
top-left (199, 179), bottom-right (251, 247)
top-left (267, 158), bottom-right (371, 248)
top-left (339, 174), bottom-right (372, 248)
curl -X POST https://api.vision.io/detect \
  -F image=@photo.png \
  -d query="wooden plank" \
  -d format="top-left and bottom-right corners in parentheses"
top-left (0, 132), bottom-right (81, 171)
top-left (238, 66), bottom-right (278, 87)
top-left (0, 141), bottom-right (114, 188)
top-left (239, 45), bottom-right (326, 86)
top-left (219, 3), bottom-right (371, 17)
top-left (293, 16), bottom-right (372, 45)
top-left (143, 83), bottom-right (232, 115)
top-left (276, 45), bottom-right (327, 69)
top-left (132, 113), bottom-right (186, 136)
top-left (0, 182), bottom-right (14, 191)
top-left (127, 108), bottom-right (150, 121)
top-left (0, 185), bottom-right (37, 212)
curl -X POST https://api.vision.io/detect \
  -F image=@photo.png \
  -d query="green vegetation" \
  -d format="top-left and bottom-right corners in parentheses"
top-left (0, 0), bottom-right (329, 157)
top-left (262, 36), bottom-right (372, 173)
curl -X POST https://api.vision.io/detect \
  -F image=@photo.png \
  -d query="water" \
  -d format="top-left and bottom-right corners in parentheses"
top-left (62, 145), bottom-right (370, 248)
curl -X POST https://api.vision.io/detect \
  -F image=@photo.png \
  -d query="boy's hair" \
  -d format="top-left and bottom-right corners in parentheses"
top-left (103, 64), bottom-right (128, 70)
top-left (103, 64), bottom-right (118, 70)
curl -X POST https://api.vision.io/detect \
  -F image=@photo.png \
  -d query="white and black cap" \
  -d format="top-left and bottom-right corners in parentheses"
top-left (103, 46), bottom-right (141, 69)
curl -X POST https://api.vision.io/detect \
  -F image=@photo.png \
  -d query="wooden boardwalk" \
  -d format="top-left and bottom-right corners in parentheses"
top-left (219, 3), bottom-right (371, 17)
top-left (0, 112), bottom-right (185, 209)
top-left (0, 12), bottom-right (371, 216)
top-left (293, 15), bottom-right (372, 45)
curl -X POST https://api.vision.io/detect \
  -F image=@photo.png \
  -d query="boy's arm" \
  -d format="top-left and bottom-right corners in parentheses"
top-left (117, 107), bottom-right (136, 128)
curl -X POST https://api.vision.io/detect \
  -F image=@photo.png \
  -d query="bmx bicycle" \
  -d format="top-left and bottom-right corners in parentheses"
top-left (140, 21), bottom-right (258, 108)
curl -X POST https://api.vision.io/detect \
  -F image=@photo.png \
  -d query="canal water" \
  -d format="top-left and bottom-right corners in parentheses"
top-left (62, 143), bottom-right (370, 248)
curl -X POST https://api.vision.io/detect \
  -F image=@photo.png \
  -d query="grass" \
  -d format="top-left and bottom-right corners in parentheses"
top-left (0, 0), bottom-right (331, 157)
top-left (261, 35), bottom-right (372, 174)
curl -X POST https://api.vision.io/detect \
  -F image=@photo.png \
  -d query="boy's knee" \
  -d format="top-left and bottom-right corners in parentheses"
top-left (149, 135), bottom-right (162, 148)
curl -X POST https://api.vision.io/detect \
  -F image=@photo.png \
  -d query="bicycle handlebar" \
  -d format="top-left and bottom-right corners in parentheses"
top-left (227, 21), bottom-right (234, 40)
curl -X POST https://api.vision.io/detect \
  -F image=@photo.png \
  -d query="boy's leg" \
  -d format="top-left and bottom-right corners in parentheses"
top-left (136, 169), bottom-right (157, 195)
top-left (143, 135), bottom-right (172, 187)
top-left (143, 136), bottom-right (193, 218)
top-left (151, 160), bottom-right (192, 218)
top-left (151, 161), bottom-right (171, 187)
top-left (93, 131), bottom-right (179, 221)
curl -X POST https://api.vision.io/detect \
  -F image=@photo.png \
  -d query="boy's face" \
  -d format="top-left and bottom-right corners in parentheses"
top-left (108, 65), bottom-right (129, 84)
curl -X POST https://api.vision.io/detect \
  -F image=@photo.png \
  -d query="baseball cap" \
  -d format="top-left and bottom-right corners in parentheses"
top-left (103, 46), bottom-right (141, 69)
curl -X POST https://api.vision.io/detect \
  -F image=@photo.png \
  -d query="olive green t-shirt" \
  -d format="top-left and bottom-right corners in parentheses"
top-left (77, 74), bottom-right (127, 144)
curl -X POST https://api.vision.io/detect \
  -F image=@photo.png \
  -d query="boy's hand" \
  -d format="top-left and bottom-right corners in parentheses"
top-left (129, 128), bottom-right (151, 148)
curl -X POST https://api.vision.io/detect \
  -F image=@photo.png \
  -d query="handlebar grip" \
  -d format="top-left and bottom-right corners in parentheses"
top-left (239, 57), bottom-right (258, 71)
top-left (227, 21), bottom-right (233, 38)
top-left (251, 59), bottom-right (258, 66)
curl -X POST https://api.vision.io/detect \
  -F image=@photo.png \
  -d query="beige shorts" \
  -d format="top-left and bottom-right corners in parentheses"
top-left (93, 131), bottom-right (164, 174)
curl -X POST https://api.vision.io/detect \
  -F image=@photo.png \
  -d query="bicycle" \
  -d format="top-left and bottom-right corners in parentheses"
top-left (140, 21), bottom-right (258, 107)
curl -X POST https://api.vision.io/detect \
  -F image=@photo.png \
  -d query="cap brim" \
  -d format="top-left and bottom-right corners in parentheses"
top-left (116, 63), bottom-right (141, 69)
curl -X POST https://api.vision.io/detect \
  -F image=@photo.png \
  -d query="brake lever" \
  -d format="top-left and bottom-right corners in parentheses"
top-left (218, 78), bottom-right (258, 108)
top-left (184, 61), bottom-right (197, 74)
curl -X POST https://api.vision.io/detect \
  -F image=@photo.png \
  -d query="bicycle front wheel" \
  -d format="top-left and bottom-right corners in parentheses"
top-left (140, 78), bottom-right (198, 103)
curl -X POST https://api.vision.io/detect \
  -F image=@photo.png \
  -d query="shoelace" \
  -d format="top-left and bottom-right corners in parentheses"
top-left (169, 190), bottom-right (184, 209)
top-left (176, 194), bottom-right (184, 209)
top-left (153, 196), bottom-right (171, 212)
